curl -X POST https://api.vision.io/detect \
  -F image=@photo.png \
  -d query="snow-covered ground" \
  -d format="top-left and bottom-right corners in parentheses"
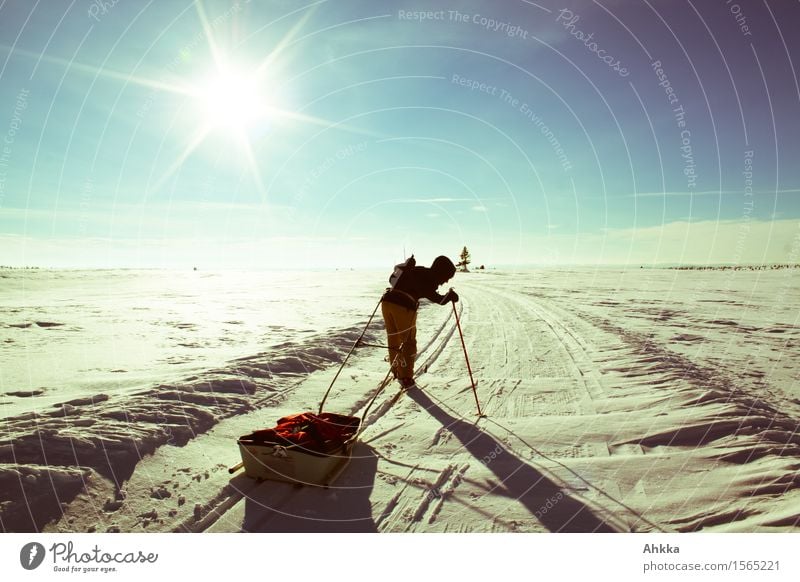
top-left (0, 269), bottom-right (385, 418)
top-left (2, 268), bottom-right (799, 532)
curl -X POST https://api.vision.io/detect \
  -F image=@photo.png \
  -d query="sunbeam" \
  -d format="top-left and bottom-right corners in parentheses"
top-left (0, 43), bottom-right (194, 96)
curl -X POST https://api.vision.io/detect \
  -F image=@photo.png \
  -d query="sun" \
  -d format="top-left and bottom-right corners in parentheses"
top-left (194, 67), bottom-right (267, 131)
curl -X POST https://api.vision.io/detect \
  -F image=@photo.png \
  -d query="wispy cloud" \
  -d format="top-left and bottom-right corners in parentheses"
top-left (627, 189), bottom-right (800, 198)
top-left (400, 197), bottom-right (507, 203)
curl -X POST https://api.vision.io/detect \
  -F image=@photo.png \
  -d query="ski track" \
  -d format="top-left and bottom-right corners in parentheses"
top-left (359, 278), bottom-right (799, 533)
top-left (33, 274), bottom-right (800, 533)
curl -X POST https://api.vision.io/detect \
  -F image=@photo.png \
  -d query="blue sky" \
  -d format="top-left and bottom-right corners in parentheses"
top-left (0, 0), bottom-right (798, 268)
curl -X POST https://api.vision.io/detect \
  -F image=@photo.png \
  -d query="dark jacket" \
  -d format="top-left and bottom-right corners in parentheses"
top-left (382, 256), bottom-right (456, 311)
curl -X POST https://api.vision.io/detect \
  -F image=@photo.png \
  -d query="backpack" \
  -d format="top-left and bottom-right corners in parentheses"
top-left (388, 255), bottom-right (415, 289)
top-left (246, 412), bottom-right (360, 454)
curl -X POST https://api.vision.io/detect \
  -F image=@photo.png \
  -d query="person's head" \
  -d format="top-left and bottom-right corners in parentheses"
top-left (431, 255), bottom-right (456, 285)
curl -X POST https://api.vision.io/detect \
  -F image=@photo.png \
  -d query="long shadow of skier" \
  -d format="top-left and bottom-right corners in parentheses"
top-left (406, 388), bottom-right (622, 532)
top-left (242, 442), bottom-right (378, 532)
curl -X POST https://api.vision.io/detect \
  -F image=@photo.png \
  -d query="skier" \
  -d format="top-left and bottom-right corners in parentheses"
top-left (381, 255), bottom-right (458, 388)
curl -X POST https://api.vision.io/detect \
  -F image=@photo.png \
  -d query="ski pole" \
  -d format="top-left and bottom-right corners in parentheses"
top-left (451, 298), bottom-right (484, 417)
top-left (318, 296), bottom-right (383, 414)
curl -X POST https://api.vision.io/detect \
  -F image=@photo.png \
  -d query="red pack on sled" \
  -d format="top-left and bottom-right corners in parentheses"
top-left (237, 412), bottom-right (360, 487)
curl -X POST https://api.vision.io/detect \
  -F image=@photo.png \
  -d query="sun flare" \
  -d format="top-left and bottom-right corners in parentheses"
top-left (194, 67), bottom-right (268, 130)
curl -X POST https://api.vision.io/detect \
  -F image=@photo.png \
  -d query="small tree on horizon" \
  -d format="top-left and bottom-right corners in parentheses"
top-left (456, 246), bottom-right (471, 272)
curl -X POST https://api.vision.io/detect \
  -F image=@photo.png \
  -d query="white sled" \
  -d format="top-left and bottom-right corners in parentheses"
top-left (230, 296), bottom-right (416, 487)
top-left (236, 430), bottom-right (358, 488)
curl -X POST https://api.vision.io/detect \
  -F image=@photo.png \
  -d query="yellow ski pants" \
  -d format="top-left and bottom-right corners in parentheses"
top-left (381, 300), bottom-right (418, 381)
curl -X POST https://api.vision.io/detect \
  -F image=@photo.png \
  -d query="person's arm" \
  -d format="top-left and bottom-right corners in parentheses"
top-left (421, 276), bottom-right (457, 304)
top-left (418, 271), bottom-right (447, 304)
top-left (440, 289), bottom-right (458, 304)
top-left (423, 288), bottom-right (448, 304)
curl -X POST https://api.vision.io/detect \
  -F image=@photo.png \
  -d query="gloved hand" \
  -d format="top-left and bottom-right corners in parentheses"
top-left (444, 289), bottom-right (459, 303)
